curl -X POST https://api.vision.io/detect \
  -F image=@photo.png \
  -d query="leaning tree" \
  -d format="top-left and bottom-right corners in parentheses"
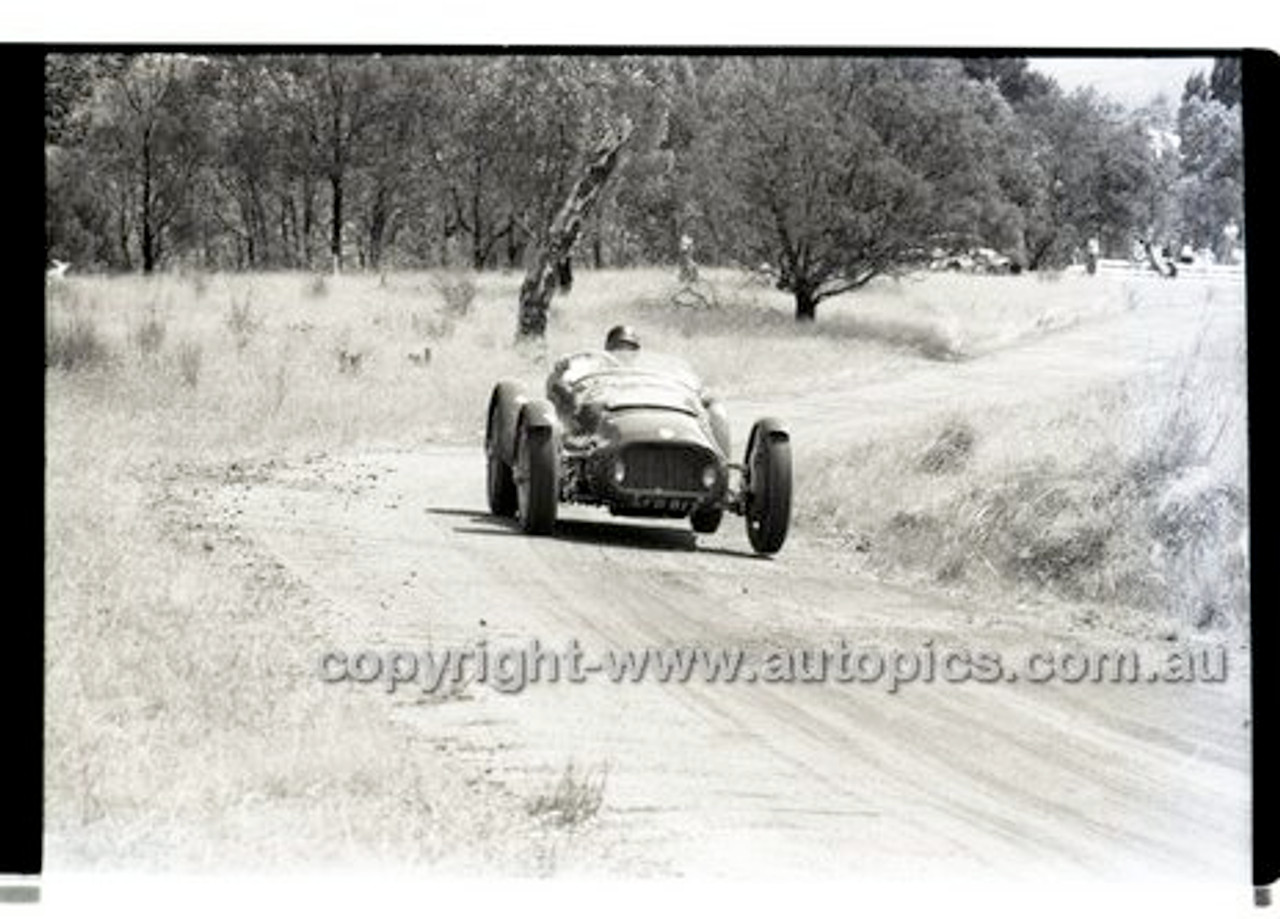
top-left (511, 56), bottom-right (673, 339)
top-left (516, 116), bottom-right (633, 339)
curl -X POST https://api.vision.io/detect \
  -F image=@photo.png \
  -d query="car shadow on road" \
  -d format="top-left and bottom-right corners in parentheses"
top-left (427, 506), bottom-right (768, 560)
top-left (550, 518), bottom-right (698, 552)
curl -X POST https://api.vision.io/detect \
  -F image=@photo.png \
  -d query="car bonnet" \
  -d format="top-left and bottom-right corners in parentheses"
top-left (581, 372), bottom-right (702, 415)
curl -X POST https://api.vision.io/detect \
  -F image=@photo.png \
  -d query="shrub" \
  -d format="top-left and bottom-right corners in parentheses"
top-left (305, 274), bottom-right (329, 298)
top-left (132, 307), bottom-right (167, 357)
top-left (432, 272), bottom-right (477, 317)
top-left (226, 295), bottom-right (262, 351)
top-left (47, 313), bottom-right (111, 371)
top-left (526, 763), bottom-right (608, 827)
top-left (918, 419), bottom-right (975, 474)
top-left (176, 341), bottom-right (203, 388)
top-left (335, 348), bottom-right (365, 375)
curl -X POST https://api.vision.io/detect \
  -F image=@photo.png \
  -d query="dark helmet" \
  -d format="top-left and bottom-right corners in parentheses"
top-left (604, 325), bottom-right (640, 352)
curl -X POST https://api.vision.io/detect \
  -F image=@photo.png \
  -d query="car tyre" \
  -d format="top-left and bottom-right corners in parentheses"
top-left (485, 383), bottom-right (524, 516)
top-left (690, 504), bottom-right (724, 535)
top-left (516, 416), bottom-right (558, 535)
top-left (744, 418), bottom-right (791, 555)
top-left (487, 450), bottom-right (517, 517)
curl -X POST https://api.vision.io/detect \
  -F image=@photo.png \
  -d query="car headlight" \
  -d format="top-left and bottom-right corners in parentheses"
top-left (701, 464), bottom-right (718, 489)
top-left (613, 458), bottom-right (627, 484)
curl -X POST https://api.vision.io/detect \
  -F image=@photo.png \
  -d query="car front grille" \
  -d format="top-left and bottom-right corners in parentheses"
top-left (620, 444), bottom-right (712, 493)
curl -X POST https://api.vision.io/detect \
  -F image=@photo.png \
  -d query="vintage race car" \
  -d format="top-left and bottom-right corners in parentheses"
top-left (484, 350), bottom-right (791, 554)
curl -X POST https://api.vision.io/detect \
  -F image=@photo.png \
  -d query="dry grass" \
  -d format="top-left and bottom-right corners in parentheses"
top-left (527, 762), bottom-right (610, 828)
top-left (44, 385), bottom-right (584, 873)
top-left (131, 305), bottom-right (167, 357)
top-left (43, 269), bottom-right (693, 873)
top-left (225, 293), bottom-right (262, 351)
top-left (795, 283), bottom-right (1249, 632)
top-left (45, 264), bottom-right (1246, 872)
top-left (46, 284), bottom-right (113, 371)
top-left (430, 270), bottom-right (479, 318)
top-left (42, 267), bottom-right (1140, 453)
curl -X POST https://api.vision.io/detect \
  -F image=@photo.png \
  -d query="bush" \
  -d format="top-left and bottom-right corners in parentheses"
top-left (526, 763), bottom-right (608, 828)
top-left (176, 341), bottom-right (203, 388)
top-left (226, 295), bottom-right (262, 351)
top-left (918, 420), bottom-right (975, 474)
top-left (432, 272), bottom-right (477, 317)
top-left (184, 269), bottom-right (210, 298)
top-left (132, 307), bottom-right (167, 357)
top-left (47, 313), bottom-right (111, 371)
top-left (305, 274), bottom-right (329, 298)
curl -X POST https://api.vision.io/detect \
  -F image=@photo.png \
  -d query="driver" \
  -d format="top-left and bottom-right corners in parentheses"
top-left (547, 325), bottom-right (642, 414)
top-left (604, 324), bottom-right (641, 353)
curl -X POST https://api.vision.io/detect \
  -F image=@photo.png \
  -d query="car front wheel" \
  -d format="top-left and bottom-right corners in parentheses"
top-left (487, 448), bottom-right (517, 517)
top-left (744, 418), bottom-right (791, 554)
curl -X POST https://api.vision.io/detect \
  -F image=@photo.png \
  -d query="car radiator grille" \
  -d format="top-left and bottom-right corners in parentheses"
top-left (621, 444), bottom-right (709, 492)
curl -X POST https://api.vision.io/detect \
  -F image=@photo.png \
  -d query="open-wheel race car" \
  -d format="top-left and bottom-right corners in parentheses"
top-left (484, 326), bottom-right (792, 554)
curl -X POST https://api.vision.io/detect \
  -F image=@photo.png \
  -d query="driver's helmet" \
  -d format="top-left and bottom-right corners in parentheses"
top-left (604, 325), bottom-right (640, 352)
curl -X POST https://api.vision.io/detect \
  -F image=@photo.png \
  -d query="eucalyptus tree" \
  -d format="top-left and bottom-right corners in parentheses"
top-left (82, 53), bottom-right (212, 272)
top-left (701, 57), bottom-right (1035, 321)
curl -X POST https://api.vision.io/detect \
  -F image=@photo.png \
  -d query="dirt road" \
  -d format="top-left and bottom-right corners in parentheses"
top-left (215, 286), bottom-right (1249, 880)
top-left (732, 276), bottom-right (1242, 450)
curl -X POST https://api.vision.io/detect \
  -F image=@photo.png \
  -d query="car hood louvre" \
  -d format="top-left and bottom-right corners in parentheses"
top-left (607, 403), bottom-right (698, 417)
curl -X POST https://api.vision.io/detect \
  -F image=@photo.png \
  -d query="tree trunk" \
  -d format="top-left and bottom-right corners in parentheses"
top-left (794, 287), bottom-right (817, 322)
top-left (141, 216), bottom-right (155, 272)
top-left (517, 118), bottom-right (633, 339)
top-left (440, 209), bottom-right (450, 267)
top-left (280, 194), bottom-right (294, 269)
top-left (141, 140), bottom-right (155, 274)
top-left (471, 163), bottom-right (485, 270)
top-left (330, 172), bottom-right (344, 273)
top-left (117, 203), bottom-right (132, 272)
top-left (302, 177), bottom-right (314, 270)
top-left (252, 182), bottom-right (269, 267)
top-left (506, 227), bottom-right (522, 268)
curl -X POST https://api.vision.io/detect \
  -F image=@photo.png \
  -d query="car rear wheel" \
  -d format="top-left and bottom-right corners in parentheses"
top-left (744, 418), bottom-right (791, 554)
top-left (516, 418), bottom-right (558, 535)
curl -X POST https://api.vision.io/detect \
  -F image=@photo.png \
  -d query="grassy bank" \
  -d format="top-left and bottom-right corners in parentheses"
top-left (793, 284), bottom-right (1249, 632)
top-left (43, 267), bottom-right (1139, 455)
